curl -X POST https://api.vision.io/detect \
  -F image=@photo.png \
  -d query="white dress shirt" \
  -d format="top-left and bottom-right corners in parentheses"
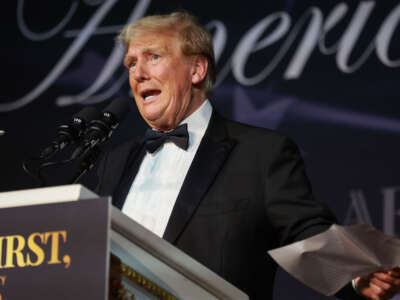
top-left (122, 100), bottom-right (212, 237)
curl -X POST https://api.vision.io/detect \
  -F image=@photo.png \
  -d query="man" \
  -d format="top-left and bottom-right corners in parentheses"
top-left (95, 11), bottom-right (400, 299)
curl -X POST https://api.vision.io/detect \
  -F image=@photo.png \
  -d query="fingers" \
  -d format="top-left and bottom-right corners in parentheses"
top-left (368, 272), bottom-right (400, 300)
top-left (374, 272), bottom-right (400, 288)
top-left (370, 276), bottom-right (397, 296)
top-left (356, 272), bottom-right (400, 300)
top-left (368, 281), bottom-right (396, 300)
top-left (376, 271), bottom-right (400, 281)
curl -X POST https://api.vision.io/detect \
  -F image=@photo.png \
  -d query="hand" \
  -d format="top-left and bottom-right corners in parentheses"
top-left (355, 267), bottom-right (400, 300)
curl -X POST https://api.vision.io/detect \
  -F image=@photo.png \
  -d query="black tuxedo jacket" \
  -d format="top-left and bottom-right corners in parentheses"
top-left (94, 111), bottom-right (363, 299)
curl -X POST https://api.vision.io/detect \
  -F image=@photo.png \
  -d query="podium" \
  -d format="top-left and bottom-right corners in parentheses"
top-left (0, 185), bottom-right (248, 300)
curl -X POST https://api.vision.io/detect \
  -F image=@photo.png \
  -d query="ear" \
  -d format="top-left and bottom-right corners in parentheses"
top-left (191, 56), bottom-right (208, 85)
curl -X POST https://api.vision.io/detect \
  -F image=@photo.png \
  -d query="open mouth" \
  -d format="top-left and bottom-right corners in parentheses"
top-left (141, 89), bottom-right (161, 102)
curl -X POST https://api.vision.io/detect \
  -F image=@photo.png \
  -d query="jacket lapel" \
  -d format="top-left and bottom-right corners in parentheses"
top-left (163, 112), bottom-right (236, 244)
top-left (108, 138), bottom-right (146, 209)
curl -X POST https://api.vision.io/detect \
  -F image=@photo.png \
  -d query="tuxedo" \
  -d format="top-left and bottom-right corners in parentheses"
top-left (94, 110), bottom-right (363, 299)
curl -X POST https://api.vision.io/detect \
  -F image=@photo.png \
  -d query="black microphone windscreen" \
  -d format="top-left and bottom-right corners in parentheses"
top-left (73, 106), bottom-right (101, 123)
top-left (39, 106), bottom-right (101, 159)
top-left (103, 98), bottom-right (129, 121)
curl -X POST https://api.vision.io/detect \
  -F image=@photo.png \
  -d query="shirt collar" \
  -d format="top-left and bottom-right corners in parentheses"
top-left (179, 99), bottom-right (212, 148)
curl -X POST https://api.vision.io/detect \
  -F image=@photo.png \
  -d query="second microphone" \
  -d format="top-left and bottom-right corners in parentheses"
top-left (71, 98), bottom-right (129, 160)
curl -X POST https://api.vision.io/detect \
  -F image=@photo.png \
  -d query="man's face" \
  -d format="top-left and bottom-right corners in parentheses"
top-left (125, 31), bottom-right (203, 131)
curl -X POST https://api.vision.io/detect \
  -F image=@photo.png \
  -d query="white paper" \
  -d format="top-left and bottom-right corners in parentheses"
top-left (268, 224), bottom-right (400, 296)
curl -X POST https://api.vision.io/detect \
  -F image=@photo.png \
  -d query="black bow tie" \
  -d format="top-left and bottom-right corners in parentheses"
top-left (144, 124), bottom-right (189, 153)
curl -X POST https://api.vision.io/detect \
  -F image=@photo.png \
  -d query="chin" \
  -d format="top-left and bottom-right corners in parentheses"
top-left (141, 110), bottom-right (161, 122)
top-left (142, 116), bottom-right (162, 128)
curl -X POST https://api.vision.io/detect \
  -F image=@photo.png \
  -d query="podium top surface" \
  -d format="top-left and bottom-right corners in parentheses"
top-left (0, 184), bottom-right (98, 208)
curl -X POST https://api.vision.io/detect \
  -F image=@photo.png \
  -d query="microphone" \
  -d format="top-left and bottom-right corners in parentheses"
top-left (39, 106), bottom-right (101, 159)
top-left (71, 98), bottom-right (128, 159)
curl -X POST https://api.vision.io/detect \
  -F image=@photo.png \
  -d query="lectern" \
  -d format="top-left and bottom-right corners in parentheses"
top-left (0, 185), bottom-right (248, 300)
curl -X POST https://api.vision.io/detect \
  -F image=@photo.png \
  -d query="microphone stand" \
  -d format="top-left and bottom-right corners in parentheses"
top-left (23, 154), bottom-right (76, 187)
top-left (70, 145), bottom-right (102, 184)
top-left (23, 98), bottom-right (127, 186)
top-left (23, 147), bottom-right (102, 187)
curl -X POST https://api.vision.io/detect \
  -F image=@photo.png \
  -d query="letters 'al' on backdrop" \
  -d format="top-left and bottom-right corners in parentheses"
top-left (1, 1), bottom-right (400, 299)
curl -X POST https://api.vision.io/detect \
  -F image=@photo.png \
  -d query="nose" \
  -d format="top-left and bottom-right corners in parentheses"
top-left (131, 60), bottom-right (149, 82)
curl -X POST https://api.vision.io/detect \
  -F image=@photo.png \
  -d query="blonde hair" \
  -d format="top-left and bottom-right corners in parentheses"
top-left (117, 11), bottom-right (216, 97)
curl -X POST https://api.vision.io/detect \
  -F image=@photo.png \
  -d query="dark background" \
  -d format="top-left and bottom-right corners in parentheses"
top-left (1, 1), bottom-right (400, 299)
